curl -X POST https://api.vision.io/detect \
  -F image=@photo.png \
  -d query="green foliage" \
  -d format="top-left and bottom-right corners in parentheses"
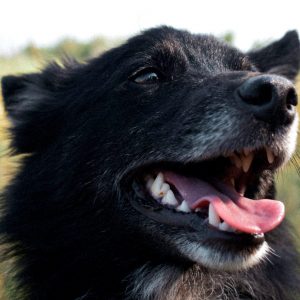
top-left (24, 36), bottom-right (122, 60)
top-left (221, 32), bottom-right (235, 45)
top-left (0, 36), bottom-right (121, 78)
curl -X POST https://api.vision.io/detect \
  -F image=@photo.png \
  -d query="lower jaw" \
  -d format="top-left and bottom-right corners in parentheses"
top-left (176, 237), bottom-right (269, 271)
top-left (129, 183), bottom-right (267, 270)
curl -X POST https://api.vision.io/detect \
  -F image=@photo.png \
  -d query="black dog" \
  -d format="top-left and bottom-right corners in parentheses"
top-left (1, 26), bottom-right (300, 300)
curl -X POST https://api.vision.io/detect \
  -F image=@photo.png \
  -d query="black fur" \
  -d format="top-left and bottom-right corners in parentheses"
top-left (1, 27), bottom-right (300, 299)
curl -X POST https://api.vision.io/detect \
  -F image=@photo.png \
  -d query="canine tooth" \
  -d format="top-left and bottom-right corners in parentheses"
top-left (239, 185), bottom-right (246, 196)
top-left (176, 200), bottom-right (191, 213)
top-left (219, 221), bottom-right (235, 232)
top-left (161, 190), bottom-right (178, 206)
top-left (230, 154), bottom-right (242, 169)
top-left (151, 173), bottom-right (164, 197)
top-left (208, 204), bottom-right (220, 227)
top-left (241, 152), bottom-right (254, 173)
top-left (159, 183), bottom-right (170, 197)
top-left (266, 148), bottom-right (275, 164)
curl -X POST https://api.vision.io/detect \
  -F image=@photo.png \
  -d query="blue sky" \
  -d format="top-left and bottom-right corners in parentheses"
top-left (0, 0), bottom-right (299, 54)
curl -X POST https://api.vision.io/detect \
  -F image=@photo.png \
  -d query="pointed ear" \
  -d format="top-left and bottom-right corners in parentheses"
top-left (1, 72), bottom-right (63, 153)
top-left (2, 73), bottom-right (41, 120)
top-left (248, 30), bottom-right (300, 81)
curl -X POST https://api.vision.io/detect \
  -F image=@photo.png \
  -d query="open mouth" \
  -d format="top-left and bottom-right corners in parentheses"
top-left (129, 146), bottom-right (285, 237)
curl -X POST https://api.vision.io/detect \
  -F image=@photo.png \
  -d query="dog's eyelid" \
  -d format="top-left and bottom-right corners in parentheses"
top-left (129, 67), bottom-right (165, 84)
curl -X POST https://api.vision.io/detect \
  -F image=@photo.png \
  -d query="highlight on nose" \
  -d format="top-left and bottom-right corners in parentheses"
top-left (237, 75), bottom-right (298, 125)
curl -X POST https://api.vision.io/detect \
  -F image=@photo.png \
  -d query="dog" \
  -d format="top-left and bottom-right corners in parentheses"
top-left (1, 26), bottom-right (300, 300)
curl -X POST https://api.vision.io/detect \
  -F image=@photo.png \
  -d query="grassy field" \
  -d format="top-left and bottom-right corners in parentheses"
top-left (0, 41), bottom-right (299, 298)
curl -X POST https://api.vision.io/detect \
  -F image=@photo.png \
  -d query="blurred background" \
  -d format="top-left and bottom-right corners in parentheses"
top-left (0, 0), bottom-right (300, 298)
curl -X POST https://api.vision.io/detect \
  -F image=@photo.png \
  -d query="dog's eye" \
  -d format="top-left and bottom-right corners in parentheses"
top-left (130, 68), bottom-right (163, 84)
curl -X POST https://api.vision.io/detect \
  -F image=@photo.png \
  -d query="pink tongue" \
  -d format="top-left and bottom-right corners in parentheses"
top-left (164, 172), bottom-right (285, 234)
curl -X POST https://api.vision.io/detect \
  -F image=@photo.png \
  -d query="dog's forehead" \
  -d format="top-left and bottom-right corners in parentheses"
top-left (128, 27), bottom-right (249, 71)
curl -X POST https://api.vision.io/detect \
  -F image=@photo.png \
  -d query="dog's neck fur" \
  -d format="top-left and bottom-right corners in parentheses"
top-left (124, 263), bottom-right (283, 300)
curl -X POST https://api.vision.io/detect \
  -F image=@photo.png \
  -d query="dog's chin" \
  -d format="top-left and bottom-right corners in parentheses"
top-left (174, 236), bottom-right (269, 271)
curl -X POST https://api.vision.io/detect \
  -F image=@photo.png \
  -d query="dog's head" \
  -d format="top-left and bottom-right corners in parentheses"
top-left (2, 27), bottom-right (300, 273)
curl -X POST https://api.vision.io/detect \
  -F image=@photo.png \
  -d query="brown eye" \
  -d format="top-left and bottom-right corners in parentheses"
top-left (130, 68), bottom-right (163, 84)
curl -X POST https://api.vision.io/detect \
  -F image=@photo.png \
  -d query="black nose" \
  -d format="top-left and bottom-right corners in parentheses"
top-left (237, 75), bottom-right (298, 125)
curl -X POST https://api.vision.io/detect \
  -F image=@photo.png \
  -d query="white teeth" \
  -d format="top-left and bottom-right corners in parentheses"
top-left (151, 173), bottom-right (164, 197)
top-left (176, 200), bottom-right (191, 213)
top-left (239, 184), bottom-right (246, 196)
top-left (146, 177), bottom-right (154, 190)
top-left (229, 149), bottom-right (254, 173)
top-left (219, 221), bottom-right (236, 232)
top-left (146, 174), bottom-right (239, 233)
top-left (161, 190), bottom-right (178, 206)
top-left (208, 204), bottom-right (220, 227)
top-left (159, 183), bottom-right (170, 197)
top-left (147, 173), bottom-right (178, 207)
top-left (230, 154), bottom-right (242, 169)
top-left (241, 152), bottom-right (254, 173)
top-left (266, 147), bottom-right (275, 164)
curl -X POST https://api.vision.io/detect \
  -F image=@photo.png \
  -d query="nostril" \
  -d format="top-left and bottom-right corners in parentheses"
top-left (238, 81), bottom-right (274, 106)
top-left (286, 88), bottom-right (298, 109)
top-left (252, 83), bottom-right (273, 106)
top-left (237, 75), bottom-right (297, 125)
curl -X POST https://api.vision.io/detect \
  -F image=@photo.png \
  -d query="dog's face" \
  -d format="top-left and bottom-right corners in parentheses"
top-left (2, 27), bottom-right (300, 273)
